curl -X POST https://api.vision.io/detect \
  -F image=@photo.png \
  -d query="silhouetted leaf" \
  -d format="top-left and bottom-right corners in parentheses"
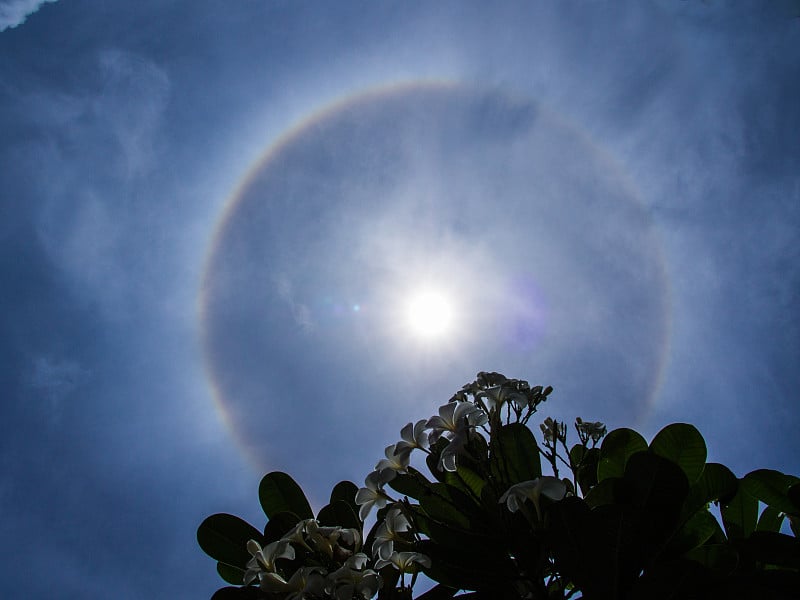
top-left (757, 505), bottom-right (785, 533)
top-left (330, 480), bottom-right (359, 514)
top-left (216, 562), bottom-right (245, 586)
top-left (649, 423), bottom-right (707, 484)
top-left (211, 586), bottom-right (262, 600)
top-left (258, 472), bottom-right (313, 520)
top-left (570, 445), bottom-right (600, 494)
top-left (721, 483), bottom-right (759, 540)
top-left (197, 513), bottom-right (263, 569)
top-left (489, 422), bottom-right (541, 486)
top-left (388, 467), bottom-right (432, 500)
top-left (684, 543), bottom-right (739, 574)
top-left (667, 509), bottom-right (719, 556)
top-left (624, 452), bottom-right (689, 529)
top-left (597, 428), bottom-right (648, 481)
top-left (263, 511), bottom-right (300, 543)
top-left (742, 469), bottom-right (800, 514)
top-left (682, 462), bottom-right (738, 520)
top-left (317, 499), bottom-right (360, 530)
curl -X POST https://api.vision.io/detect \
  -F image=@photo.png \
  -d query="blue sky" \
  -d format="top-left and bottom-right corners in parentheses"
top-left (1, 1), bottom-right (798, 598)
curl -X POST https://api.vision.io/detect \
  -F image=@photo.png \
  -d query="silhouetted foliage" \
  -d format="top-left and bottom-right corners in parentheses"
top-left (198, 372), bottom-right (800, 599)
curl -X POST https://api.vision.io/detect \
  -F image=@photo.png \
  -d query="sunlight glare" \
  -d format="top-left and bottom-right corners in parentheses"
top-left (406, 290), bottom-right (453, 338)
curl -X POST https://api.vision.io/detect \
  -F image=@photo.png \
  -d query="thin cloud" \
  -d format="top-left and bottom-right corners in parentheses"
top-left (0, 0), bottom-right (56, 32)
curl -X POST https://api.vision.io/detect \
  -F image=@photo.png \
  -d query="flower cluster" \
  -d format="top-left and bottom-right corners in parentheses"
top-left (244, 519), bottom-right (380, 600)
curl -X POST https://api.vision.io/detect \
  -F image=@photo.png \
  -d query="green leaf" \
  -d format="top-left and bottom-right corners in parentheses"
top-left (740, 531), bottom-right (800, 569)
top-left (741, 469), bottom-right (800, 514)
top-left (388, 466), bottom-right (432, 500)
top-left (788, 483), bottom-right (800, 514)
top-left (329, 480), bottom-right (359, 513)
top-left (721, 482), bottom-right (759, 540)
top-left (597, 428), bottom-right (648, 482)
top-left (216, 562), bottom-right (245, 586)
top-left (667, 509), bottom-right (719, 556)
top-left (197, 513), bottom-right (263, 569)
top-left (684, 543), bottom-right (739, 574)
top-left (263, 511), bottom-right (301, 543)
top-left (211, 586), bottom-right (263, 600)
top-left (317, 499), bottom-right (360, 531)
top-left (489, 422), bottom-right (541, 486)
top-left (757, 505), bottom-right (786, 533)
top-left (681, 462), bottom-right (738, 519)
top-left (258, 471), bottom-right (313, 520)
top-left (444, 464), bottom-right (487, 502)
top-left (572, 446), bottom-right (600, 494)
top-left (649, 423), bottom-right (707, 484)
top-left (623, 452), bottom-right (690, 525)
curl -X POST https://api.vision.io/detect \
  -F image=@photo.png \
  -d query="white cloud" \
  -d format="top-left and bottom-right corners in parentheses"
top-left (0, 0), bottom-right (56, 32)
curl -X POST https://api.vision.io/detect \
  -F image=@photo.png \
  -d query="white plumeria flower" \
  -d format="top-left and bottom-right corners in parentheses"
top-left (499, 477), bottom-right (567, 520)
top-left (437, 429), bottom-right (469, 472)
top-left (374, 551), bottom-right (432, 573)
top-left (426, 401), bottom-right (487, 444)
top-left (281, 519), bottom-right (314, 551)
top-left (480, 385), bottom-right (526, 412)
top-left (243, 539), bottom-right (295, 585)
top-left (375, 444), bottom-right (411, 474)
top-left (575, 417), bottom-right (607, 443)
top-left (371, 506), bottom-right (411, 561)
top-left (328, 565), bottom-right (381, 600)
top-left (396, 419), bottom-right (430, 453)
top-left (354, 468), bottom-right (395, 520)
top-left (262, 566), bottom-right (326, 599)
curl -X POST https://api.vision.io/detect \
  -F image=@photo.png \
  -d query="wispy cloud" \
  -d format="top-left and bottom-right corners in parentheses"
top-left (0, 0), bottom-right (56, 32)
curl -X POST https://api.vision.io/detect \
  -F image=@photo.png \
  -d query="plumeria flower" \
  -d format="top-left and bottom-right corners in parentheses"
top-left (540, 417), bottom-right (566, 445)
top-left (499, 477), bottom-right (567, 520)
top-left (396, 420), bottom-right (429, 453)
top-left (355, 468), bottom-right (395, 520)
top-left (576, 417), bottom-right (607, 444)
top-left (375, 444), bottom-right (411, 475)
top-left (374, 551), bottom-right (432, 573)
top-left (261, 566), bottom-right (327, 599)
top-left (243, 539), bottom-right (295, 585)
top-left (372, 506), bottom-right (411, 561)
top-left (281, 519), bottom-right (314, 551)
top-left (328, 554), bottom-right (382, 600)
top-left (437, 429), bottom-right (469, 472)
top-left (426, 401), bottom-right (488, 444)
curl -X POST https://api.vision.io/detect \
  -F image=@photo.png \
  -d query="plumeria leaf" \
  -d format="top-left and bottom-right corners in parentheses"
top-left (721, 481), bottom-right (759, 540)
top-left (197, 513), bottom-right (264, 569)
top-left (388, 466), bottom-right (432, 500)
top-left (444, 464), bottom-right (487, 502)
top-left (263, 510), bottom-right (301, 543)
top-left (597, 428), bottom-right (648, 482)
top-left (623, 452), bottom-right (689, 538)
top-left (317, 499), bottom-right (360, 531)
top-left (258, 471), bottom-right (313, 520)
top-left (681, 462), bottom-right (738, 520)
top-left (570, 444), bottom-right (600, 494)
top-left (665, 509), bottom-right (719, 556)
top-left (756, 505), bottom-right (786, 533)
top-left (211, 586), bottom-right (264, 599)
top-left (649, 423), bottom-right (707, 484)
top-left (739, 531), bottom-right (800, 570)
top-left (216, 562), bottom-right (245, 586)
top-left (489, 423), bottom-right (541, 486)
top-left (684, 543), bottom-right (739, 574)
top-left (741, 469), bottom-right (800, 514)
top-left (329, 480), bottom-right (360, 515)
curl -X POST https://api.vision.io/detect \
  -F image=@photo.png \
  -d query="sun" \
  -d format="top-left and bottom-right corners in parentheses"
top-left (406, 290), bottom-right (454, 338)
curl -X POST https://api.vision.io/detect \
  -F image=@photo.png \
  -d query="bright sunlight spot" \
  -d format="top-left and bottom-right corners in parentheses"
top-left (406, 290), bottom-right (453, 338)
